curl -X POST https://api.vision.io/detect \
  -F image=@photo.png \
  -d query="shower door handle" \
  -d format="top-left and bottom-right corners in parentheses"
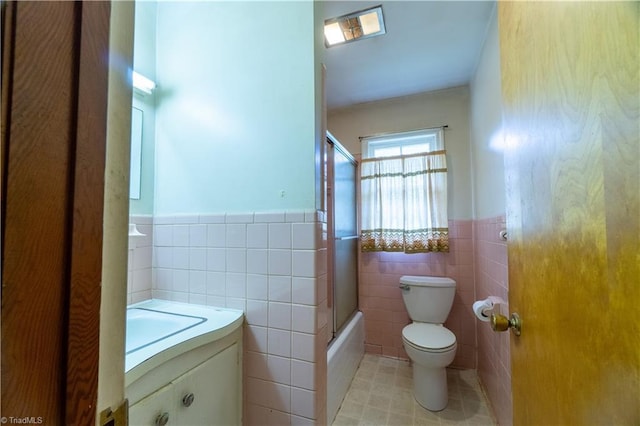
top-left (336, 235), bottom-right (358, 240)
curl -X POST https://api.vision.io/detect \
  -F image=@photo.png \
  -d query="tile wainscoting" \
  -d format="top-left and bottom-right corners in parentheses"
top-left (127, 215), bottom-right (153, 304)
top-left (129, 210), bottom-right (329, 425)
top-left (127, 213), bottom-right (511, 425)
top-left (359, 216), bottom-right (511, 424)
top-left (359, 219), bottom-right (476, 369)
top-left (474, 215), bottom-right (511, 426)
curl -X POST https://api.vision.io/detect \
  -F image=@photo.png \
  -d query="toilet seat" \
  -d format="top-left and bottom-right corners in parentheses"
top-left (402, 323), bottom-right (456, 353)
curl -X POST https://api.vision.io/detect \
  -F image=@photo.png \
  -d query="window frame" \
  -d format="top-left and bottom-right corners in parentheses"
top-left (361, 128), bottom-right (444, 159)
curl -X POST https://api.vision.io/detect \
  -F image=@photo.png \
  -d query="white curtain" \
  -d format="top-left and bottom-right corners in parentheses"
top-left (360, 150), bottom-right (449, 253)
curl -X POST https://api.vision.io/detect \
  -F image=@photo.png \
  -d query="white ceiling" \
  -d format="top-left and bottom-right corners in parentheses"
top-left (321, 1), bottom-right (496, 109)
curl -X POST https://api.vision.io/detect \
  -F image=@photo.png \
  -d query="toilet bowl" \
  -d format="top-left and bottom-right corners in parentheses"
top-left (402, 323), bottom-right (457, 411)
top-left (399, 275), bottom-right (457, 411)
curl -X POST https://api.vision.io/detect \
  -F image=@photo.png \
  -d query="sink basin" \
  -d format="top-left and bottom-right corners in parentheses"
top-left (126, 308), bottom-right (206, 354)
top-left (124, 299), bottom-right (244, 377)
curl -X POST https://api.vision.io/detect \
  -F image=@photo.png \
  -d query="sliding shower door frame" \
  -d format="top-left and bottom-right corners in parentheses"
top-left (325, 133), bottom-right (359, 342)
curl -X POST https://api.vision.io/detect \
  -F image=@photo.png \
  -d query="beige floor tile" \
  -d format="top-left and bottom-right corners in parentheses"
top-left (441, 398), bottom-right (464, 413)
top-left (466, 414), bottom-right (495, 425)
top-left (360, 406), bottom-right (389, 425)
top-left (378, 364), bottom-right (398, 376)
top-left (362, 354), bottom-right (380, 365)
top-left (379, 357), bottom-right (399, 367)
top-left (389, 390), bottom-right (415, 416)
top-left (367, 392), bottom-right (392, 411)
top-left (457, 370), bottom-right (480, 390)
top-left (413, 405), bottom-right (441, 423)
top-left (413, 418), bottom-right (440, 426)
top-left (351, 377), bottom-right (374, 392)
top-left (386, 412), bottom-right (413, 426)
top-left (459, 387), bottom-right (482, 402)
top-left (397, 363), bottom-right (413, 379)
top-left (346, 388), bottom-right (372, 405)
top-left (373, 371), bottom-right (396, 387)
top-left (340, 400), bottom-right (365, 419)
top-left (333, 414), bottom-right (361, 426)
top-left (437, 405), bottom-right (467, 423)
top-left (357, 370), bottom-right (377, 382)
top-left (333, 355), bottom-right (496, 426)
top-left (394, 374), bottom-right (413, 390)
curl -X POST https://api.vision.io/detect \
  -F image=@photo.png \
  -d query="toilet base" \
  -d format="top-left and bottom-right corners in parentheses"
top-left (412, 364), bottom-right (448, 411)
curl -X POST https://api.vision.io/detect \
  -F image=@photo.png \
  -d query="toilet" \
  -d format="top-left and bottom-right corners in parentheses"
top-left (399, 275), bottom-right (457, 411)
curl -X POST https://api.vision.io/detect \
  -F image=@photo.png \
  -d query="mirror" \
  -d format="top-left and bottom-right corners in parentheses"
top-left (130, 107), bottom-right (143, 199)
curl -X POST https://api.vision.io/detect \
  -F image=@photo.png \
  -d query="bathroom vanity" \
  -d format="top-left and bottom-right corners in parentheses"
top-left (125, 300), bottom-right (243, 426)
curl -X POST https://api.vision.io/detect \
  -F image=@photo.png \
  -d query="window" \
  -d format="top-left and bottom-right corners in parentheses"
top-left (360, 128), bottom-right (449, 253)
top-left (363, 128), bottom-right (443, 159)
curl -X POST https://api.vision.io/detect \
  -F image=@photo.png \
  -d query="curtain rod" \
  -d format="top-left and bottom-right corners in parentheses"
top-left (358, 125), bottom-right (448, 141)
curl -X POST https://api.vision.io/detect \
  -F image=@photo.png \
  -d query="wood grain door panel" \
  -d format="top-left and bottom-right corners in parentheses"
top-left (2, 2), bottom-right (111, 424)
top-left (499, 2), bottom-right (639, 424)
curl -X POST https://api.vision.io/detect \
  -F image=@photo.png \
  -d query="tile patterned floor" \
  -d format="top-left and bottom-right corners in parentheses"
top-left (332, 354), bottom-right (496, 426)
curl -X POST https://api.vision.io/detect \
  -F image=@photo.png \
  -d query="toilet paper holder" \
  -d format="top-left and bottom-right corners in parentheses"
top-left (491, 312), bottom-right (522, 336)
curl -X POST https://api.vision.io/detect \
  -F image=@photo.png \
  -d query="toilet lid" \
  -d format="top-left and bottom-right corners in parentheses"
top-left (402, 323), bottom-right (456, 350)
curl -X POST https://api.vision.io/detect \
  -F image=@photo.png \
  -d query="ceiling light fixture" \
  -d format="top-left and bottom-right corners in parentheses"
top-left (324, 5), bottom-right (386, 47)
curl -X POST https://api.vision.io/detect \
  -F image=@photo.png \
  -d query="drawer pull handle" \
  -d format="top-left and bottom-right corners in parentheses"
top-left (182, 392), bottom-right (195, 407)
top-left (155, 412), bottom-right (169, 426)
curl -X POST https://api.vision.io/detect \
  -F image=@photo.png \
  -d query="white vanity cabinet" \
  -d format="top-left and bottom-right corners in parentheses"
top-left (129, 343), bottom-right (239, 426)
top-left (125, 301), bottom-right (244, 426)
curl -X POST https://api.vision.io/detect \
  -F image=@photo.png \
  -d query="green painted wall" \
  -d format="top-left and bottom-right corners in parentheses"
top-left (154, 1), bottom-right (320, 215)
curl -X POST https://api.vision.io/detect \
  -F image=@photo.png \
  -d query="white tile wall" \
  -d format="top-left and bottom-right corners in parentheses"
top-left (207, 248), bottom-right (226, 271)
top-left (269, 249), bottom-right (292, 275)
top-left (269, 223), bottom-right (292, 249)
top-left (246, 300), bottom-right (268, 326)
top-left (292, 223), bottom-right (317, 250)
top-left (269, 276), bottom-right (292, 302)
top-left (247, 224), bottom-right (268, 248)
top-left (268, 355), bottom-right (291, 385)
top-left (291, 388), bottom-right (316, 418)
top-left (127, 215), bottom-right (153, 304)
top-left (247, 274), bottom-right (268, 300)
top-left (154, 225), bottom-right (172, 246)
top-left (189, 224), bottom-right (207, 247)
top-left (268, 329), bottom-right (291, 358)
top-left (226, 249), bottom-right (246, 272)
top-left (226, 272), bottom-right (246, 298)
top-left (173, 225), bottom-right (189, 246)
top-left (291, 359), bottom-right (315, 390)
top-left (247, 249), bottom-right (268, 274)
top-left (292, 277), bottom-right (316, 305)
top-left (207, 224), bottom-right (226, 247)
top-left (128, 210), bottom-right (327, 424)
top-left (269, 302), bottom-right (292, 330)
top-left (206, 272), bottom-right (225, 296)
top-left (292, 332), bottom-right (315, 362)
top-left (226, 224), bottom-right (246, 247)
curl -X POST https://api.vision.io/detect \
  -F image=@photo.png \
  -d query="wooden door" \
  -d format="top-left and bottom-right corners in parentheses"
top-left (1, 2), bottom-right (111, 424)
top-left (499, 2), bottom-right (639, 424)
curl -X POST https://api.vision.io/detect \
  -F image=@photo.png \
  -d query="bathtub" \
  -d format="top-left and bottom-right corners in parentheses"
top-left (125, 300), bottom-right (244, 424)
top-left (327, 310), bottom-right (364, 423)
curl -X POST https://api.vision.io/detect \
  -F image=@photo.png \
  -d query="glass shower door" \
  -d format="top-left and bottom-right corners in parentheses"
top-left (330, 139), bottom-right (358, 335)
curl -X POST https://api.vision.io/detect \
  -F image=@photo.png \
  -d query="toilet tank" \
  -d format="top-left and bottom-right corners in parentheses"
top-left (400, 276), bottom-right (456, 323)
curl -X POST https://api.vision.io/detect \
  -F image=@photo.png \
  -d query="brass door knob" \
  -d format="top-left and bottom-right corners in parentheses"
top-left (491, 313), bottom-right (510, 331)
top-left (490, 313), bottom-right (522, 336)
